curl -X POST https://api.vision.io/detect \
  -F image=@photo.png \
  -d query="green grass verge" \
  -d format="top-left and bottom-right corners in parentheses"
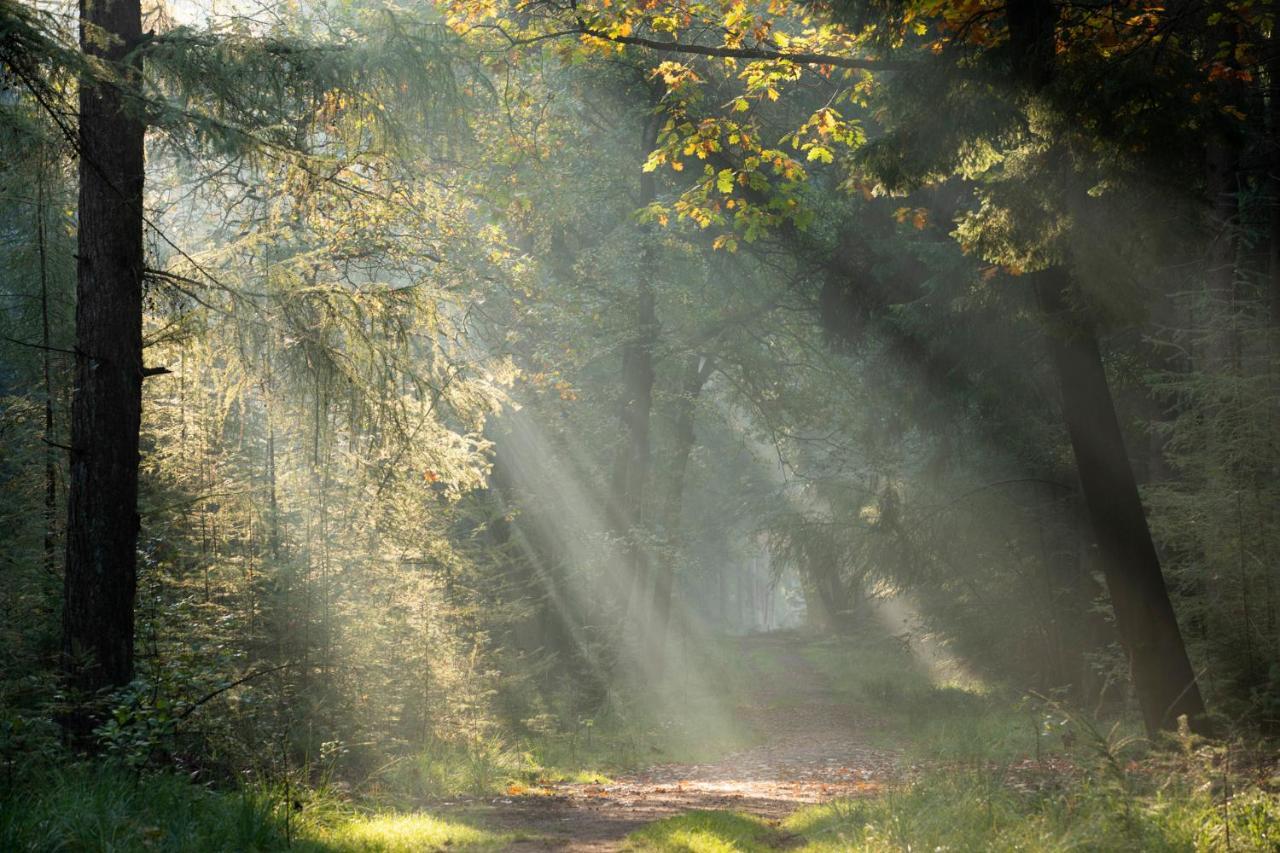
top-left (0, 765), bottom-right (511, 851)
top-left (783, 773), bottom-right (1280, 852)
top-left (301, 811), bottom-right (511, 852)
top-left (626, 632), bottom-right (1279, 852)
top-left (623, 810), bottom-right (780, 852)
top-left (624, 779), bottom-right (1280, 852)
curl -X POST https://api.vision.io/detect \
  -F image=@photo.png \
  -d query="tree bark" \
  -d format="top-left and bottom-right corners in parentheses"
top-left (651, 353), bottom-right (714, 658)
top-left (1035, 271), bottom-right (1207, 733)
top-left (62, 0), bottom-right (146, 693)
top-left (1269, 24), bottom-right (1280, 321)
top-left (1005, 0), bottom-right (1206, 734)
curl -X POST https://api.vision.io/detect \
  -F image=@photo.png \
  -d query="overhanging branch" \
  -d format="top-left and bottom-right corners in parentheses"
top-left (577, 26), bottom-right (912, 71)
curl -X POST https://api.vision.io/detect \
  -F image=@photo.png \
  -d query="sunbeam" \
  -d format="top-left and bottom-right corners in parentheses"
top-left (1, 0), bottom-right (1276, 847)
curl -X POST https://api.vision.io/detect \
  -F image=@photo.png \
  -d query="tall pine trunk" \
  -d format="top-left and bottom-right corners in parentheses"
top-left (62, 0), bottom-right (146, 693)
top-left (1006, 0), bottom-right (1206, 733)
top-left (1269, 26), bottom-right (1280, 321)
top-left (1035, 272), bottom-right (1206, 733)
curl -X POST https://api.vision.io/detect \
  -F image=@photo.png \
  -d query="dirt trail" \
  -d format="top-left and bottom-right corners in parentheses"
top-left (444, 635), bottom-right (899, 851)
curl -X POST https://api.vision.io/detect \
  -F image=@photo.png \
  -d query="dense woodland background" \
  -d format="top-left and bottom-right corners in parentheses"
top-left (1, 0), bottom-right (1279, 847)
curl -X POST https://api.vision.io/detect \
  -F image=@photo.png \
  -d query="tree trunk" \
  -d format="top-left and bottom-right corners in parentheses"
top-left (1006, 0), bottom-right (1206, 734)
top-left (652, 353), bottom-right (714, 660)
top-left (1269, 25), bottom-right (1280, 321)
top-left (62, 0), bottom-right (146, 694)
top-left (1035, 271), bottom-right (1207, 733)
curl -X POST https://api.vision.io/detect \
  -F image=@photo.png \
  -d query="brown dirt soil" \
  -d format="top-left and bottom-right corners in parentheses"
top-left (438, 634), bottom-right (900, 851)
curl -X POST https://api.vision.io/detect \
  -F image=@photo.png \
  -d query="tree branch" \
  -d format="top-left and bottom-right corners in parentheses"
top-left (175, 661), bottom-right (297, 722)
top-left (577, 26), bottom-right (912, 71)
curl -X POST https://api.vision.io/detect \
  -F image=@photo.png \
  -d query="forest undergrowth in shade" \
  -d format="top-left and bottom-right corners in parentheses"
top-left (4, 631), bottom-right (1278, 851)
top-left (3, 0), bottom-right (1280, 847)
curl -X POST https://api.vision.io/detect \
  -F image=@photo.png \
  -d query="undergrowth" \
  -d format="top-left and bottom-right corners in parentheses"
top-left (386, 642), bottom-right (760, 800)
top-left (626, 632), bottom-right (1280, 852)
top-left (0, 765), bottom-right (511, 851)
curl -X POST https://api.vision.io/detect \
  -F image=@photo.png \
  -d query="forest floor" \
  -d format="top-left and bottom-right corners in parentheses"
top-left (7, 631), bottom-right (1278, 851)
top-left (439, 634), bottom-right (900, 851)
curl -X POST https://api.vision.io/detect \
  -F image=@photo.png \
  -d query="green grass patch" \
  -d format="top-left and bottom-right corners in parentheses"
top-left (0, 764), bottom-right (510, 852)
top-left (783, 770), bottom-right (1280, 852)
top-left (654, 632), bottom-right (1280, 852)
top-left (301, 811), bottom-right (510, 851)
top-left (625, 776), bottom-right (1279, 853)
top-left (624, 810), bottom-right (782, 852)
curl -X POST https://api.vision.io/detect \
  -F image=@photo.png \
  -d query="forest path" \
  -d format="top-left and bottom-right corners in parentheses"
top-left (445, 634), bottom-right (899, 851)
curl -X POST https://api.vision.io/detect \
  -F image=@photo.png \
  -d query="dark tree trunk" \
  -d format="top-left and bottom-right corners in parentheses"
top-left (1269, 28), bottom-right (1280, 321)
top-left (799, 569), bottom-right (842, 633)
top-left (62, 0), bottom-right (146, 693)
top-left (1035, 271), bottom-right (1206, 733)
top-left (1005, 0), bottom-right (1206, 734)
top-left (652, 353), bottom-right (714, 657)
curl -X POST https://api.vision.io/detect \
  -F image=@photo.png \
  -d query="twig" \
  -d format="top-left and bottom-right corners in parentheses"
top-left (175, 661), bottom-right (297, 721)
top-left (2, 336), bottom-right (77, 357)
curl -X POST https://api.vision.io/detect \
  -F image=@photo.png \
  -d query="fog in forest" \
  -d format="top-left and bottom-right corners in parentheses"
top-left (1, 0), bottom-right (1278, 848)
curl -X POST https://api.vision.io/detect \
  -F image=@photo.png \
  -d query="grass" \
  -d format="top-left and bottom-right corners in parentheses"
top-left (11, 633), bottom-right (1277, 851)
top-left (301, 811), bottom-right (511, 852)
top-left (793, 629), bottom-right (1073, 764)
top-left (0, 638), bottom-right (764, 851)
top-left (623, 631), bottom-right (1280, 852)
top-left (0, 765), bottom-right (511, 851)
top-left (783, 769), bottom-right (1280, 851)
top-left (624, 810), bottom-right (780, 852)
top-left (623, 775), bottom-right (1280, 852)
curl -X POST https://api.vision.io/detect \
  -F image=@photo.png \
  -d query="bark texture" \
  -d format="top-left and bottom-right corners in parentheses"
top-left (1007, 0), bottom-right (1206, 733)
top-left (63, 0), bottom-right (146, 692)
